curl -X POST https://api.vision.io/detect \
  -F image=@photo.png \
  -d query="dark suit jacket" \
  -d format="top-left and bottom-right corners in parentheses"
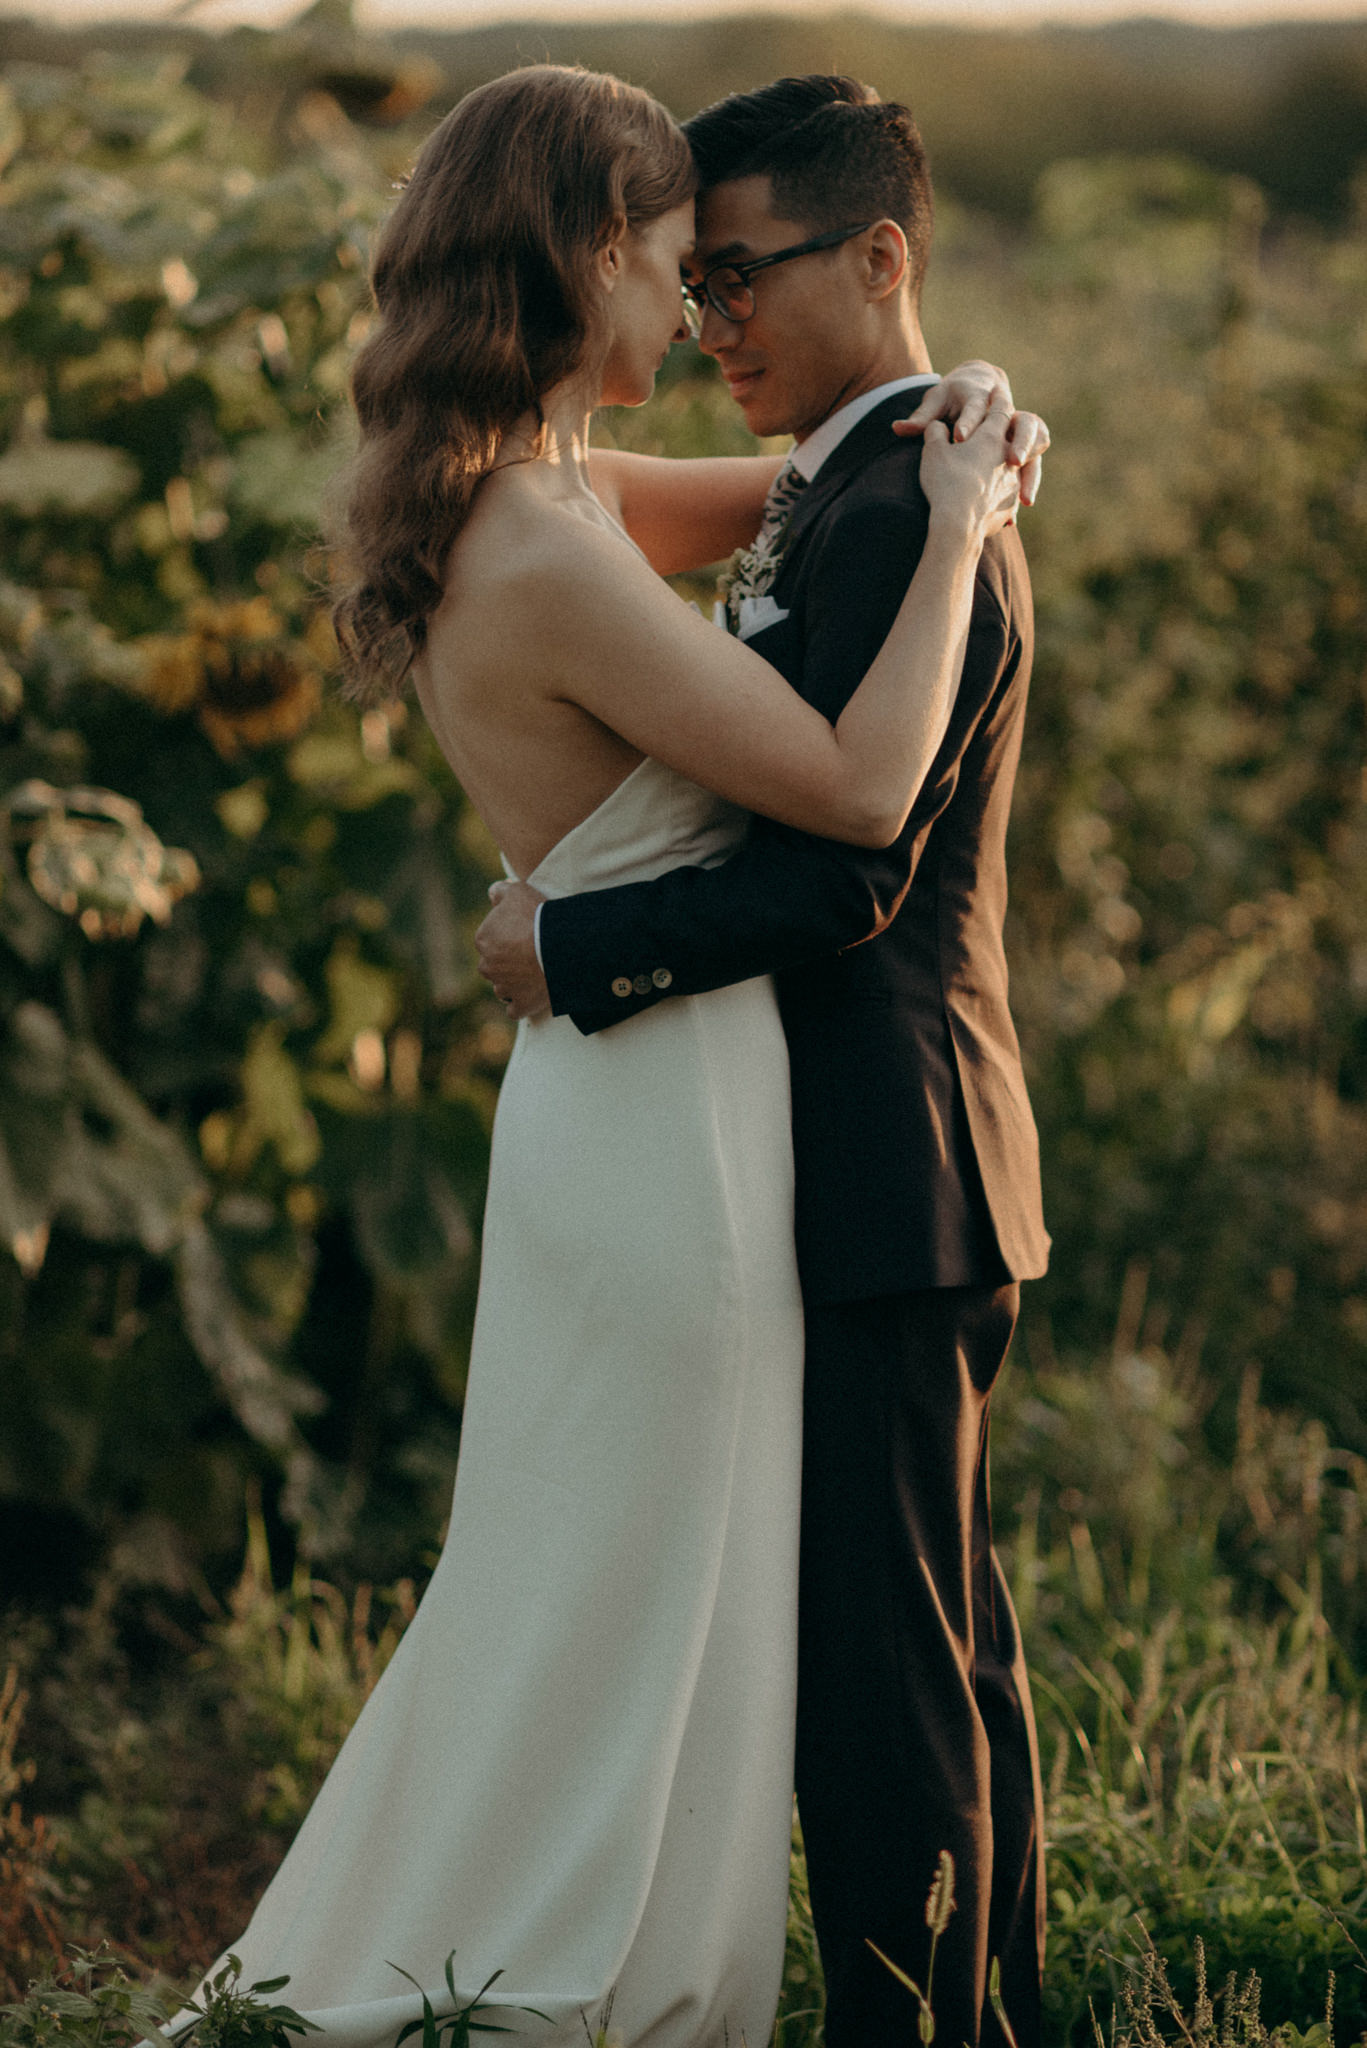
top-left (539, 391), bottom-right (1050, 1305)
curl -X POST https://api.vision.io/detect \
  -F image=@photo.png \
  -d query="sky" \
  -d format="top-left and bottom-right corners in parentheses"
top-left (27, 0), bottom-right (1367, 28)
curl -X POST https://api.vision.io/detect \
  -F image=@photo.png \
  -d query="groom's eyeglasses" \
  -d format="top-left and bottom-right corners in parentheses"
top-left (682, 222), bottom-right (874, 327)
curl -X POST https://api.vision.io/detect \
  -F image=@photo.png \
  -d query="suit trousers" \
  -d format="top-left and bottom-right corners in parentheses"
top-left (794, 1283), bottom-right (1046, 2048)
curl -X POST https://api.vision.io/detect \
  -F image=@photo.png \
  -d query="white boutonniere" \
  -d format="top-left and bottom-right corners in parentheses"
top-left (716, 534), bottom-right (787, 635)
top-left (717, 458), bottom-right (808, 634)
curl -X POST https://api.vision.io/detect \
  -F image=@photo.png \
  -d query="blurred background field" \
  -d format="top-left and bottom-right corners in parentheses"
top-left (0, 7), bottom-right (1364, 2042)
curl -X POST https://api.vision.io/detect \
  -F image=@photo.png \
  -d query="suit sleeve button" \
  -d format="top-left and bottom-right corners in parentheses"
top-left (652, 968), bottom-right (673, 989)
top-left (632, 973), bottom-right (652, 995)
top-left (612, 976), bottom-right (633, 998)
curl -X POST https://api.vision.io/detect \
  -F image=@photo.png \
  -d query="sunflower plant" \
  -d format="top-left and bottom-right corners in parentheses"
top-left (0, 52), bottom-right (503, 1599)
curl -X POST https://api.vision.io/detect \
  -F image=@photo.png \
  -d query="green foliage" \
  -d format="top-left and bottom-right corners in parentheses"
top-left (386, 1953), bottom-right (549, 2046)
top-left (175, 1953), bottom-right (318, 2048)
top-left (203, 1507), bottom-right (417, 1835)
top-left (0, 1946), bottom-right (172, 2048)
top-left (4, 1373), bottom-right (1366, 2041)
top-left (1038, 1618), bottom-right (1366, 2046)
top-left (0, 1514), bottom-right (421, 1989)
top-left (914, 155), bottom-right (1367, 1455)
top-left (0, 51), bottom-right (508, 1597)
top-left (0, 1943), bottom-right (316, 2048)
top-left (992, 1335), bottom-right (1367, 2046)
top-left (1108, 1939), bottom-right (1343, 2048)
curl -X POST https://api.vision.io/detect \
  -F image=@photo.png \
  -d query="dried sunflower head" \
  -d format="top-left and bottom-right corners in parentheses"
top-left (8, 780), bottom-right (200, 940)
top-left (138, 597), bottom-right (324, 758)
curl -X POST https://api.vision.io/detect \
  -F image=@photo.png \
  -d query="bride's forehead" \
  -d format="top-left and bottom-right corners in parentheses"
top-left (668, 198), bottom-right (699, 247)
top-left (635, 200), bottom-right (697, 261)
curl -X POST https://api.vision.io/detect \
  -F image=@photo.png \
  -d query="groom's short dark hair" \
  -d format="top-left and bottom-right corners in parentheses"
top-left (683, 75), bottom-right (934, 305)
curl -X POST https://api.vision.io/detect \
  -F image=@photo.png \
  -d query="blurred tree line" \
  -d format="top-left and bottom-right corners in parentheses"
top-left (0, 10), bottom-right (1363, 1625)
top-left (3, 7), bottom-right (1365, 221)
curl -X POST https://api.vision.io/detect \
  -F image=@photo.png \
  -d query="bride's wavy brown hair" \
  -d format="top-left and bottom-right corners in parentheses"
top-left (332, 66), bottom-right (695, 701)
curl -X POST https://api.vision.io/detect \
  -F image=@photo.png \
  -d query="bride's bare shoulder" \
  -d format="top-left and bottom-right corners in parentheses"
top-left (421, 476), bottom-right (681, 718)
top-left (439, 475), bottom-right (658, 641)
top-left (454, 471), bottom-right (618, 585)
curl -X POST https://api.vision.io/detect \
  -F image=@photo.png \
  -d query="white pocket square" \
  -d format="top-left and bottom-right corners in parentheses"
top-left (737, 595), bottom-right (791, 640)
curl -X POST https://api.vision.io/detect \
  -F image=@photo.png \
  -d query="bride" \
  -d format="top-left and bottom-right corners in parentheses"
top-left (197, 63), bottom-right (1037, 2048)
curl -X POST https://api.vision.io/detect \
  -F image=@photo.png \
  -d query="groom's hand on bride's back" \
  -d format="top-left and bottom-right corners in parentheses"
top-left (895, 359), bottom-right (1050, 508)
top-left (477, 881), bottom-right (551, 1020)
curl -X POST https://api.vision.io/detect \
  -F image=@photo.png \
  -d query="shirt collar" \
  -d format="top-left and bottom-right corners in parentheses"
top-left (789, 373), bottom-right (939, 484)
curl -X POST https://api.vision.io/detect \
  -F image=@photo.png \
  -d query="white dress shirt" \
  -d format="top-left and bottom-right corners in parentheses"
top-left (787, 372), bottom-right (938, 483)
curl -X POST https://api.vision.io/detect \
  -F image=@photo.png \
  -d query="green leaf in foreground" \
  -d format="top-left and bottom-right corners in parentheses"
top-left (171, 1953), bottom-right (320, 2048)
top-left (387, 1957), bottom-right (552, 2046)
top-left (1, 1946), bottom-right (172, 2048)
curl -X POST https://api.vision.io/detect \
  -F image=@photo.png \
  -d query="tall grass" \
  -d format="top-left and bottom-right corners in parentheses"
top-left (994, 1310), bottom-right (1367, 2045)
top-left (4, 1347), bottom-right (1361, 2043)
top-left (0, 1532), bottom-right (414, 1991)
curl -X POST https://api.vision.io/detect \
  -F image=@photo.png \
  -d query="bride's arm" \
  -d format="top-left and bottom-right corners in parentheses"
top-left (587, 449), bottom-right (782, 576)
top-left (534, 397), bottom-right (1018, 849)
top-left (588, 361), bottom-right (1040, 575)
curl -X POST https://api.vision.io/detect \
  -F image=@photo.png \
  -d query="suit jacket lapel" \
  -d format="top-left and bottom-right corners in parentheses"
top-left (780, 391), bottom-right (926, 560)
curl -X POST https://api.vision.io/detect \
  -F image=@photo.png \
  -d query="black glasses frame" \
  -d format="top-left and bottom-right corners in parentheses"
top-left (683, 221), bottom-right (875, 326)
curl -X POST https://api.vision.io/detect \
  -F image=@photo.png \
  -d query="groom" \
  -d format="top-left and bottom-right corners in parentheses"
top-left (477, 75), bottom-right (1049, 2048)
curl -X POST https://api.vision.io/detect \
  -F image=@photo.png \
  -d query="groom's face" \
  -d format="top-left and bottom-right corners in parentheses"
top-left (690, 174), bottom-right (878, 443)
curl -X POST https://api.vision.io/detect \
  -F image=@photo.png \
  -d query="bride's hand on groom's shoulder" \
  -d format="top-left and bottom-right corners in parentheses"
top-left (477, 880), bottom-right (551, 1020)
top-left (894, 360), bottom-right (1049, 509)
top-left (919, 391), bottom-right (1023, 542)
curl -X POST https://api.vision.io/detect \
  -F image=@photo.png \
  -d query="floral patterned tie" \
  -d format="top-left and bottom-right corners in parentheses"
top-left (721, 455), bottom-right (808, 634)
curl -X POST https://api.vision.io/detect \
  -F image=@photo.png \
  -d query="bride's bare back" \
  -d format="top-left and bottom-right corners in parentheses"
top-left (413, 462), bottom-right (653, 879)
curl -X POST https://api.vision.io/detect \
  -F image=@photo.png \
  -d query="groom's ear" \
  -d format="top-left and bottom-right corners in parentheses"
top-left (862, 219), bottom-right (909, 303)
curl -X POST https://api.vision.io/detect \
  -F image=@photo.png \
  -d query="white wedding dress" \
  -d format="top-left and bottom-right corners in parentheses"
top-left (202, 758), bottom-right (805, 2048)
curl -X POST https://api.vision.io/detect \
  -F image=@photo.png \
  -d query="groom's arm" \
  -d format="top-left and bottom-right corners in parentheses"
top-left (537, 489), bottom-right (1018, 1035)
